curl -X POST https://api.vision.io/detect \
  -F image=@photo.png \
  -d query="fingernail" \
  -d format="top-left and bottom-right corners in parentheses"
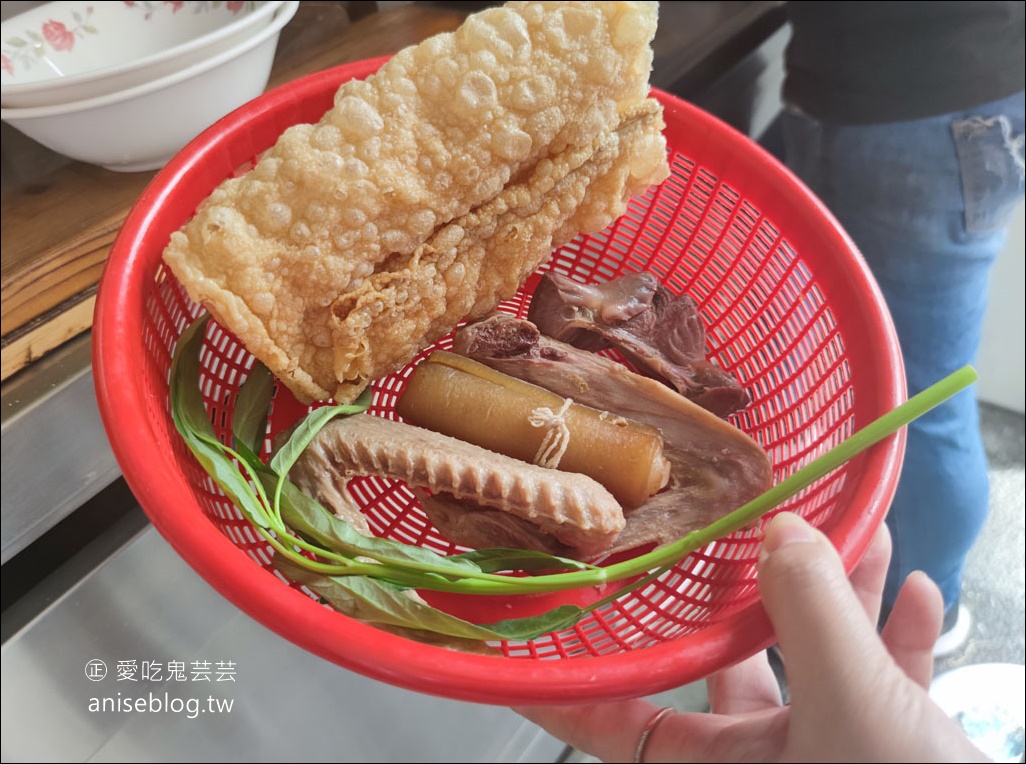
top-left (760, 512), bottom-right (817, 560)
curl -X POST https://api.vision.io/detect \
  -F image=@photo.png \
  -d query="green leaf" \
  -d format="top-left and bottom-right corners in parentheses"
top-left (481, 605), bottom-right (590, 640)
top-left (452, 548), bottom-right (594, 574)
top-left (178, 427), bottom-right (274, 530)
top-left (170, 315), bottom-right (274, 530)
top-left (169, 315), bottom-right (217, 442)
top-left (276, 555), bottom-right (587, 641)
top-left (265, 392), bottom-right (371, 525)
top-left (267, 391), bottom-right (372, 477)
top-left (267, 473), bottom-right (484, 575)
top-left (232, 362), bottom-right (275, 456)
top-left (233, 438), bottom-right (267, 482)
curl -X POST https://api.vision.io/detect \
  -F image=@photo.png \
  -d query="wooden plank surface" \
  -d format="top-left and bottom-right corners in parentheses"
top-left (0, 292), bottom-right (97, 381)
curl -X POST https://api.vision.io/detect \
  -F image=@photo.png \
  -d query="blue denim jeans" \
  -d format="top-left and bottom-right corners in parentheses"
top-left (776, 91), bottom-right (1025, 612)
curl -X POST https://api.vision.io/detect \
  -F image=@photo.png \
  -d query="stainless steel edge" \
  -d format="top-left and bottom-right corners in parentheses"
top-left (1, 332), bottom-right (122, 564)
top-left (0, 524), bottom-right (568, 763)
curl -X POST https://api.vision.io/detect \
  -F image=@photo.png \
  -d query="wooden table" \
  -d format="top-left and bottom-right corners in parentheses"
top-left (0, 1), bottom-right (783, 382)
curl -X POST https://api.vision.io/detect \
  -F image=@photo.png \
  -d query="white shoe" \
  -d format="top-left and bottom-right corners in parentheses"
top-left (933, 604), bottom-right (972, 658)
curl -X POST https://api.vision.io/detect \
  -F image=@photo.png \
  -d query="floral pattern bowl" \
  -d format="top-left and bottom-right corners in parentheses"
top-left (1, 1), bottom-right (284, 108)
top-left (0, 1), bottom-right (298, 171)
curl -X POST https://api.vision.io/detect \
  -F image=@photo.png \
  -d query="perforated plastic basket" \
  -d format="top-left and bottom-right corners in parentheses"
top-left (93, 57), bottom-right (905, 705)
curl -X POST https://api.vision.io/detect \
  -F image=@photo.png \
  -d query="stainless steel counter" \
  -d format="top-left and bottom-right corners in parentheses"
top-left (0, 523), bottom-right (566, 762)
top-left (1, 333), bottom-right (120, 565)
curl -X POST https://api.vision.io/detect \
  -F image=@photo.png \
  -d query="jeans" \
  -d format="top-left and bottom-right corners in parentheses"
top-left (774, 91), bottom-right (1025, 612)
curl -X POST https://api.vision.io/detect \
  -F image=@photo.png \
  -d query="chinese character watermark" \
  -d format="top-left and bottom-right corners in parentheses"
top-left (85, 659), bottom-right (107, 682)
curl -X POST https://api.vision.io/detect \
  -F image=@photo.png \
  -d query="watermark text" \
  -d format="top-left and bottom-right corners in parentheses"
top-left (87, 692), bottom-right (233, 719)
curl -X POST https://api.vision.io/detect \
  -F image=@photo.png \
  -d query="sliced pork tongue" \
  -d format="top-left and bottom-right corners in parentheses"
top-left (453, 313), bottom-right (773, 555)
top-left (527, 271), bottom-right (751, 418)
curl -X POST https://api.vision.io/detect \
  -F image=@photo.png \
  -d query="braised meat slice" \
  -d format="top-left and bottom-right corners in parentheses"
top-left (527, 271), bottom-right (750, 417)
top-left (453, 313), bottom-right (772, 554)
top-left (414, 489), bottom-right (576, 559)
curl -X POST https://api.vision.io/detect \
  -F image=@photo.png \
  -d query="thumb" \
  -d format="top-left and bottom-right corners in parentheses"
top-left (757, 512), bottom-right (892, 713)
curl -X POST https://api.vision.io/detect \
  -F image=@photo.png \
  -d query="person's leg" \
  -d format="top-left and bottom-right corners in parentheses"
top-left (779, 92), bottom-right (1025, 613)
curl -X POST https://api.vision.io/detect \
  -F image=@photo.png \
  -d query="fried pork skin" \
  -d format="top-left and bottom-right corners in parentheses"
top-left (162, 1), bottom-right (669, 404)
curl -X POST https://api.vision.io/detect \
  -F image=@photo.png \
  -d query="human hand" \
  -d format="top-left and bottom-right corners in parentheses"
top-left (514, 512), bottom-right (989, 762)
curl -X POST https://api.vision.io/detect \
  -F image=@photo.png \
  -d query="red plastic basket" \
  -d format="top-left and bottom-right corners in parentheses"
top-left (93, 57), bottom-right (905, 705)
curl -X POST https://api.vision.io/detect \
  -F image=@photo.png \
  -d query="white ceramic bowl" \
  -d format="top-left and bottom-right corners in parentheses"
top-left (1, 1), bottom-right (284, 108)
top-left (0, 1), bottom-right (299, 172)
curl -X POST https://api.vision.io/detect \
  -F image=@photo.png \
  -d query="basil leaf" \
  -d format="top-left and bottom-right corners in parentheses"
top-left (168, 315), bottom-right (267, 527)
top-left (265, 472), bottom-right (484, 575)
top-left (178, 416), bottom-right (274, 530)
top-left (452, 548), bottom-right (593, 574)
top-left (233, 439), bottom-right (267, 482)
top-left (276, 555), bottom-right (586, 641)
top-left (169, 314), bottom-right (216, 442)
top-left (267, 389), bottom-right (372, 477)
top-left (232, 362), bottom-right (275, 456)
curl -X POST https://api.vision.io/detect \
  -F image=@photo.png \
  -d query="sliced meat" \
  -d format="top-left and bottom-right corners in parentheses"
top-left (413, 489), bottom-right (575, 559)
top-left (527, 271), bottom-right (751, 417)
top-left (289, 412), bottom-right (624, 558)
top-left (286, 440), bottom-right (374, 538)
top-left (453, 313), bottom-right (773, 554)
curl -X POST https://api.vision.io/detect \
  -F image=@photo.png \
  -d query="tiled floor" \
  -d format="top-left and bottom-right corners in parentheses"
top-left (566, 401), bottom-right (1026, 763)
top-left (928, 403), bottom-right (1026, 762)
top-left (935, 403), bottom-right (1026, 673)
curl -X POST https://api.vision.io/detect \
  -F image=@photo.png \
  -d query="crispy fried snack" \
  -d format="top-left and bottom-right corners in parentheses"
top-left (163, 1), bottom-right (670, 403)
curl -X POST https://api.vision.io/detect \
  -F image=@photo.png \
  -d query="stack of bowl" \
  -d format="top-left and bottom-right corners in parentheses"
top-left (0, 1), bottom-right (299, 172)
